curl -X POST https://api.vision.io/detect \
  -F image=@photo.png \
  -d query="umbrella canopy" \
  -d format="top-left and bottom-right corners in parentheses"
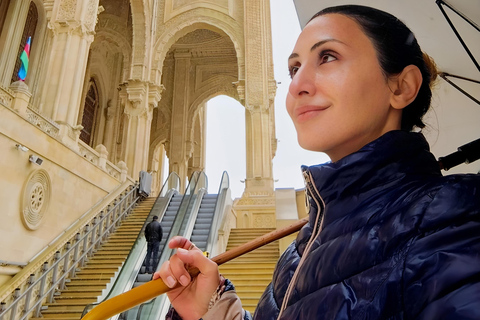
top-left (292, 0), bottom-right (480, 173)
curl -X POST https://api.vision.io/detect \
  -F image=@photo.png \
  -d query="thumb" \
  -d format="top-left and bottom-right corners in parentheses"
top-left (176, 248), bottom-right (218, 279)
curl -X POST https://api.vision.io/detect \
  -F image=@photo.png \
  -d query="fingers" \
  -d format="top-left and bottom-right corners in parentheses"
top-left (168, 236), bottom-right (191, 250)
top-left (154, 240), bottom-right (218, 289)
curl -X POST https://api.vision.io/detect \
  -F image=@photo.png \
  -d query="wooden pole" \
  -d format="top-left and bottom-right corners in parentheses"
top-left (81, 218), bottom-right (308, 320)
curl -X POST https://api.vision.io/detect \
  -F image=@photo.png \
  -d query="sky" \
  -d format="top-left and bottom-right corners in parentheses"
top-left (204, 0), bottom-right (330, 198)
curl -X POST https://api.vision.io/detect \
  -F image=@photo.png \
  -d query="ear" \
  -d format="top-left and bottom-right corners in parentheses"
top-left (389, 65), bottom-right (423, 110)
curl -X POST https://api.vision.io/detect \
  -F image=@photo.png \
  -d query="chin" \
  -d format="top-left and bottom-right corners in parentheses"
top-left (297, 137), bottom-right (324, 153)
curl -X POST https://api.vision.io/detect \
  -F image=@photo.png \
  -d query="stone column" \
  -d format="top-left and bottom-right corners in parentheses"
top-left (168, 50), bottom-right (192, 191)
top-left (0, 0), bottom-right (31, 87)
top-left (234, 0), bottom-right (276, 228)
top-left (119, 80), bottom-right (161, 179)
top-left (233, 0), bottom-right (277, 228)
top-left (37, 0), bottom-right (100, 149)
top-left (188, 102), bottom-right (206, 177)
top-left (103, 99), bottom-right (116, 157)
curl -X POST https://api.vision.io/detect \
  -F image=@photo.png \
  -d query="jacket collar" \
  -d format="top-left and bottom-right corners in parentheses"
top-left (302, 131), bottom-right (442, 207)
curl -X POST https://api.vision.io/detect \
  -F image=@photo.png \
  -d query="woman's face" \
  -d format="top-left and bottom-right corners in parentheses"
top-left (286, 13), bottom-right (402, 162)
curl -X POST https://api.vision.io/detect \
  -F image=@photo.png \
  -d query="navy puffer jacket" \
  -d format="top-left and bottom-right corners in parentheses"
top-left (254, 131), bottom-right (480, 320)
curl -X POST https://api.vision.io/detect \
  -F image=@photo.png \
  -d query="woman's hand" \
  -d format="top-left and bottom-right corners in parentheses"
top-left (153, 236), bottom-right (220, 320)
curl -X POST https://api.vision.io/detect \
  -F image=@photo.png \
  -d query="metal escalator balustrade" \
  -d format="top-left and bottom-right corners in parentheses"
top-left (135, 171), bottom-right (232, 320)
top-left (79, 171), bottom-right (233, 320)
top-left (80, 172), bottom-right (182, 320)
top-left (129, 171), bottom-right (208, 320)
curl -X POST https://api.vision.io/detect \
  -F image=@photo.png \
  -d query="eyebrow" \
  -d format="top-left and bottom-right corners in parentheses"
top-left (288, 38), bottom-right (346, 60)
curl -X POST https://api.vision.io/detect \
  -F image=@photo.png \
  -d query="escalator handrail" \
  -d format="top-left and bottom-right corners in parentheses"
top-left (205, 171), bottom-right (231, 256)
top-left (133, 172), bottom-right (208, 320)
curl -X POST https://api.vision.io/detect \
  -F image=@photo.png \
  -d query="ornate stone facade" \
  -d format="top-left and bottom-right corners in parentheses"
top-left (0, 0), bottom-right (278, 289)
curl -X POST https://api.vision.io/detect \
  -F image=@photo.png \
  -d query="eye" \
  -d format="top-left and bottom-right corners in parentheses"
top-left (288, 65), bottom-right (300, 79)
top-left (319, 51), bottom-right (337, 64)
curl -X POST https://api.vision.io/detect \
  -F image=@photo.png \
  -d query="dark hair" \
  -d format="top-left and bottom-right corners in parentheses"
top-left (153, 215), bottom-right (158, 220)
top-left (309, 5), bottom-right (438, 131)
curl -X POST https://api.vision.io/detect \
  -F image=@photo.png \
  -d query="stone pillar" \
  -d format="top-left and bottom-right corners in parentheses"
top-left (150, 144), bottom-right (166, 196)
top-left (233, 0), bottom-right (277, 228)
top-left (95, 144), bottom-right (108, 170)
top-left (0, 0), bottom-right (30, 87)
top-left (118, 161), bottom-right (128, 182)
top-left (187, 102), bottom-right (206, 177)
top-left (169, 50), bottom-right (192, 191)
top-left (103, 99), bottom-right (116, 157)
top-left (38, 0), bottom-right (100, 148)
top-left (119, 80), bottom-right (162, 179)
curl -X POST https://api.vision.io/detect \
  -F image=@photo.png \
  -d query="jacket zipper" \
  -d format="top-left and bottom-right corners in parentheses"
top-left (302, 169), bottom-right (325, 231)
top-left (277, 168), bottom-right (326, 319)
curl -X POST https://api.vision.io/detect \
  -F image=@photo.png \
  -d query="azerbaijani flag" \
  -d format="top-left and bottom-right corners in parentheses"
top-left (18, 36), bottom-right (31, 81)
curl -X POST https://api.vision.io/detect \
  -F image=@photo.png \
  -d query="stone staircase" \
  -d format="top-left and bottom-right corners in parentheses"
top-left (219, 228), bottom-right (278, 315)
top-left (31, 197), bottom-right (156, 320)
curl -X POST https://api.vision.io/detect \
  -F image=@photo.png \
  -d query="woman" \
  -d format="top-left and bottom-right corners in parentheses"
top-left (155, 5), bottom-right (480, 320)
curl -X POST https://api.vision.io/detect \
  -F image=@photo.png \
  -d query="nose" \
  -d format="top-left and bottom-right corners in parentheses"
top-left (288, 66), bottom-right (316, 97)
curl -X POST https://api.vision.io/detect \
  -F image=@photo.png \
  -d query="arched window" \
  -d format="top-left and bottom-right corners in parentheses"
top-left (0, 0), bottom-right (11, 36)
top-left (80, 80), bottom-right (99, 146)
top-left (11, 1), bottom-right (37, 83)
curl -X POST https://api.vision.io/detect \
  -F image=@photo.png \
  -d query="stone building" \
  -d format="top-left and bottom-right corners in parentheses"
top-left (0, 0), bottom-right (288, 287)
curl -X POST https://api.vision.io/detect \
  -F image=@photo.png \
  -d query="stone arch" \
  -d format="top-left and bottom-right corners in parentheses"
top-left (94, 15), bottom-right (133, 82)
top-left (152, 11), bottom-right (244, 85)
top-left (187, 85), bottom-right (238, 147)
top-left (129, 0), bottom-right (149, 80)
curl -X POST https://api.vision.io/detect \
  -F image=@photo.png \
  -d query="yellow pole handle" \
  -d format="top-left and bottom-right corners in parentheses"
top-left (81, 218), bottom-right (308, 320)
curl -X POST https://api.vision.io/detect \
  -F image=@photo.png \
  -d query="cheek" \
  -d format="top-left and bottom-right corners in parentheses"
top-left (285, 93), bottom-right (295, 118)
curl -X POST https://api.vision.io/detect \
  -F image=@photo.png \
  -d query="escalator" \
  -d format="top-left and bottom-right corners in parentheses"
top-left (190, 194), bottom-right (218, 251)
top-left (131, 171), bottom-right (231, 320)
top-left (81, 171), bottom-right (232, 320)
top-left (80, 173), bottom-right (183, 319)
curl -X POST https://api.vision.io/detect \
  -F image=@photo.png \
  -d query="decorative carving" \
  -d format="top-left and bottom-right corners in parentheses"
top-left (253, 214), bottom-right (275, 228)
top-left (85, 0), bottom-right (99, 32)
top-left (165, 0), bottom-right (229, 21)
top-left (25, 107), bottom-right (60, 138)
top-left (268, 79), bottom-right (277, 103)
top-left (22, 170), bottom-right (52, 230)
top-left (78, 142), bottom-right (99, 165)
top-left (0, 86), bottom-right (14, 108)
top-left (57, 0), bottom-right (76, 21)
top-left (233, 80), bottom-right (245, 103)
top-left (235, 197), bottom-right (275, 206)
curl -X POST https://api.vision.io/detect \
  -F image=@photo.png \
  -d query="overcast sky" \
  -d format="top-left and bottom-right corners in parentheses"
top-left (204, 0), bottom-right (330, 198)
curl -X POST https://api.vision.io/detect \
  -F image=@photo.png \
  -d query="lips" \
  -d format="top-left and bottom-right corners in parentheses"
top-left (294, 105), bottom-right (329, 121)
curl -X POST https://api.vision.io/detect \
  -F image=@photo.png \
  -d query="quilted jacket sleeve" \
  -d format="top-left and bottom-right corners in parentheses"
top-left (165, 279), bottom-right (252, 320)
top-left (403, 177), bottom-right (480, 319)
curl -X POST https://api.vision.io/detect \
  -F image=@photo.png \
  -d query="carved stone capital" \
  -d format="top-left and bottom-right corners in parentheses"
top-left (245, 104), bottom-right (268, 114)
top-left (105, 100), bottom-right (115, 120)
top-left (268, 79), bottom-right (277, 103)
top-left (233, 80), bottom-right (245, 104)
top-left (126, 80), bottom-right (147, 103)
top-left (148, 83), bottom-right (165, 108)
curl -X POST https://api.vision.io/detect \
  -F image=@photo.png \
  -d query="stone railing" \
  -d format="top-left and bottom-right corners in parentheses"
top-left (78, 142), bottom-right (123, 181)
top-left (0, 86), bottom-right (14, 109)
top-left (25, 105), bottom-right (60, 139)
top-left (1, 84), bottom-right (125, 182)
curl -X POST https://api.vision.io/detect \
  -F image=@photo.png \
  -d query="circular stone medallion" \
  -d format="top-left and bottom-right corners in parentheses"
top-left (22, 169), bottom-right (51, 230)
